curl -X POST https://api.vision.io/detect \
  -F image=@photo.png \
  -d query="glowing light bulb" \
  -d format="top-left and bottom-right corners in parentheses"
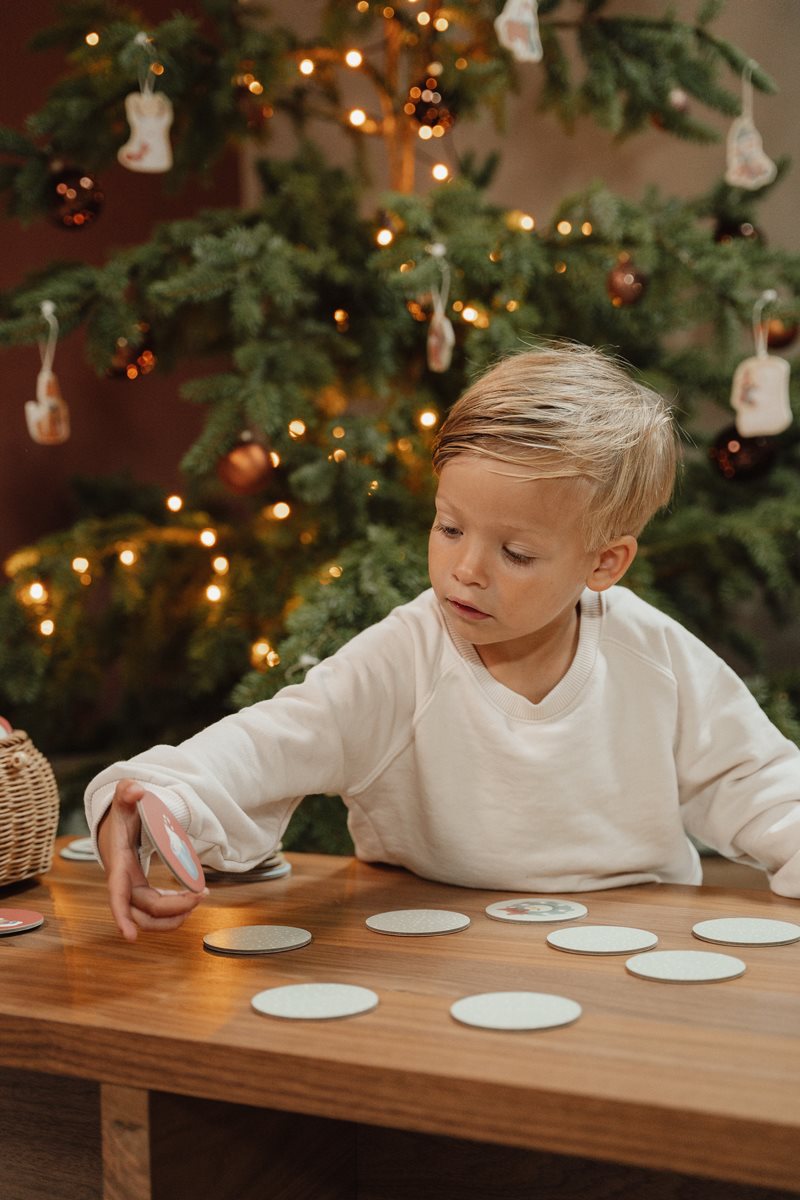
top-left (85, 31), bottom-right (100, 46)
top-left (212, 556), bottom-right (229, 575)
top-left (71, 557), bottom-right (89, 574)
top-left (39, 619), bottom-right (55, 637)
top-left (557, 220), bottom-right (573, 235)
top-left (166, 494), bottom-right (183, 512)
top-left (432, 163), bottom-right (449, 181)
top-left (332, 448), bottom-right (347, 462)
top-left (199, 528), bottom-right (217, 548)
top-left (271, 502), bottom-right (291, 520)
top-left (206, 584), bottom-right (223, 603)
top-left (417, 10), bottom-right (431, 24)
top-left (328, 565), bottom-right (343, 578)
top-left (434, 17), bottom-right (449, 30)
top-left (269, 450), bottom-right (281, 467)
top-left (376, 227), bottom-right (394, 246)
top-left (119, 548), bottom-right (137, 566)
top-left (461, 306), bottom-right (479, 323)
top-left (418, 409), bottom-right (438, 429)
top-left (349, 108), bottom-right (367, 127)
top-left (418, 126), bottom-right (433, 141)
top-left (299, 58), bottom-right (315, 76)
top-left (28, 582), bottom-right (46, 602)
top-left (345, 50), bottom-right (363, 68)
top-left (288, 419), bottom-right (306, 439)
top-left (581, 221), bottom-right (593, 236)
top-left (332, 426), bottom-right (346, 439)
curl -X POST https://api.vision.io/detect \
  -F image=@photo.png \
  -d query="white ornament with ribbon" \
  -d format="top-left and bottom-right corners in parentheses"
top-left (725, 60), bottom-right (776, 191)
top-left (731, 290), bottom-right (792, 438)
top-left (426, 243), bottom-right (455, 374)
top-left (26, 301), bottom-right (70, 446)
top-left (118, 33), bottom-right (174, 174)
top-left (495, 0), bottom-right (543, 63)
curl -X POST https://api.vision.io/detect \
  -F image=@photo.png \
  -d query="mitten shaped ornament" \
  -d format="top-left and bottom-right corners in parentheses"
top-left (118, 91), bottom-right (174, 174)
top-left (26, 368), bottom-right (70, 445)
top-left (731, 355), bottom-right (791, 437)
top-left (494, 0), bottom-right (543, 63)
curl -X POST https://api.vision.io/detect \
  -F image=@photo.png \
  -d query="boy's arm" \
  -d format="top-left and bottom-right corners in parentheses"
top-left (676, 654), bottom-right (800, 897)
top-left (96, 780), bottom-right (205, 940)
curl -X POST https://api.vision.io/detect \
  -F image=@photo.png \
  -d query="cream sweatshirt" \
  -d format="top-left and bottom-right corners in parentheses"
top-left (85, 586), bottom-right (800, 896)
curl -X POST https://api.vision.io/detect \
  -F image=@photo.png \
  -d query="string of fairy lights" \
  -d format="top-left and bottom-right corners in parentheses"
top-left (14, 0), bottom-right (760, 670)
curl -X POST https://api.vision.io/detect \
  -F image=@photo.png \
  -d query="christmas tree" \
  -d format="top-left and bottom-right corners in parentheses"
top-left (1, 0), bottom-right (799, 846)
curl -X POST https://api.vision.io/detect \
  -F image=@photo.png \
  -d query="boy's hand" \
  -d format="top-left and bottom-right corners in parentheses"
top-left (96, 779), bottom-right (206, 941)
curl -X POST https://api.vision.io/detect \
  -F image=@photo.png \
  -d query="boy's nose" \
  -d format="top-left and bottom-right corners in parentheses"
top-left (453, 546), bottom-right (488, 587)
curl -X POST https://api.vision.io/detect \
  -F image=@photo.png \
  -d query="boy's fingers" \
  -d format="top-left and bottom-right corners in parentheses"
top-left (129, 884), bottom-right (204, 918)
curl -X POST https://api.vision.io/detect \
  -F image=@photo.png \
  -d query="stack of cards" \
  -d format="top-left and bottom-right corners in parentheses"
top-left (203, 847), bottom-right (291, 884)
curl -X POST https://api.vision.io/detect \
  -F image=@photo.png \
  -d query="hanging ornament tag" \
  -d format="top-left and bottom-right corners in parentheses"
top-left (426, 243), bottom-right (455, 373)
top-left (118, 34), bottom-right (173, 174)
top-left (731, 290), bottom-right (792, 437)
top-left (495, 0), bottom-right (543, 63)
top-left (427, 310), bottom-right (455, 373)
top-left (26, 302), bottom-right (69, 445)
top-left (725, 61), bottom-right (776, 190)
top-left (731, 355), bottom-right (791, 437)
top-left (26, 369), bottom-right (70, 445)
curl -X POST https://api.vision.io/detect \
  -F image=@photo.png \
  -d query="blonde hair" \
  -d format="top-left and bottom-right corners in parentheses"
top-left (431, 343), bottom-right (678, 550)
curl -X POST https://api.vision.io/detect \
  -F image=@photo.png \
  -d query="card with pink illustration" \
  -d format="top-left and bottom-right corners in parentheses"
top-left (137, 791), bottom-right (206, 893)
top-left (0, 908), bottom-right (44, 935)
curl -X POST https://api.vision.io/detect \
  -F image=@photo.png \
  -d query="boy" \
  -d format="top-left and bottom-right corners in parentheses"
top-left (87, 343), bottom-right (800, 940)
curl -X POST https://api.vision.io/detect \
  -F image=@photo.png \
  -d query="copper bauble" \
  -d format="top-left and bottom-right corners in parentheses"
top-left (763, 317), bottom-right (799, 350)
top-left (709, 424), bottom-right (777, 481)
top-left (606, 256), bottom-right (647, 307)
top-left (216, 439), bottom-right (274, 495)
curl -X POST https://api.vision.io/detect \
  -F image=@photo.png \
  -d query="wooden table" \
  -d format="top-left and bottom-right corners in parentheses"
top-left (1, 841), bottom-right (799, 1200)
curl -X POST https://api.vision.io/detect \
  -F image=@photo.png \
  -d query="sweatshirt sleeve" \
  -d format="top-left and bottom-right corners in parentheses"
top-left (84, 604), bottom-right (422, 871)
top-left (673, 637), bottom-right (800, 898)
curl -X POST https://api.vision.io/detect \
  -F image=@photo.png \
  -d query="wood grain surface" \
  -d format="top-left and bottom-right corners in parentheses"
top-left (0, 841), bottom-right (798, 1194)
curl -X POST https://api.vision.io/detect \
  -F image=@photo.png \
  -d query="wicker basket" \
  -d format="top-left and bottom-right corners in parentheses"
top-left (0, 730), bottom-right (60, 887)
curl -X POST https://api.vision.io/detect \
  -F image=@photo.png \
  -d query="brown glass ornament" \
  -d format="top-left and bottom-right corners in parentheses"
top-left (709, 424), bottom-right (777, 481)
top-left (606, 256), bottom-right (647, 307)
top-left (107, 323), bottom-right (157, 380)
top-left (216, 438), bottom-right (274, 495)
top-left (48, 165), bottom-right (104, 229)
top-left (405, 77), bottom-right (455, 132)
top-left (713, 218), bottom-right (763, 245)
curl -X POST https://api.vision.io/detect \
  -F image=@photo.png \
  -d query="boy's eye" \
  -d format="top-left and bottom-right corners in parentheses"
top-left (434, 521), bottom-right (460, 538)
top-left (503, 546), bottom-right (534, 565)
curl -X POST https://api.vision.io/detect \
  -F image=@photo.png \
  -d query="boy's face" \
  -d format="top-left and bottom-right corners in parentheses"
top-left (428, 455), bottom-right (612, 657)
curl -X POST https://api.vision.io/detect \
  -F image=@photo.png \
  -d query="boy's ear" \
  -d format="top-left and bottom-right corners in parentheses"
top-left (586, 535), bottom-right (638, 592)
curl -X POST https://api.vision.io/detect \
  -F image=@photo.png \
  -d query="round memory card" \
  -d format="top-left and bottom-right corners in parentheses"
top-left (692, 917), bottom-right (800, 946)
top-left (0, 908), bottom-right (44, 936)
top-left (251, 983), bottom-right (379, 1021)
top-left (365, 909), bottom-right (470, 936)
top-left (137, 790), bottom-right (205, 894)
top-left (203, 925), bottom-right (312, 956)
top-left (60, 837), bottom-right (99, 862)
top-left (547, 925), bottom-right (659, 955)
top-left (485, 897), bottom-right (588, 924)
top-left (625, 949), bottom-right (746, 983)
top-left (450, 991), bottom-right (582, 1031)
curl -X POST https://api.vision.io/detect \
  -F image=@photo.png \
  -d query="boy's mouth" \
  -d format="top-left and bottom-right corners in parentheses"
top-left (447, 596), bottom-right (491, 620)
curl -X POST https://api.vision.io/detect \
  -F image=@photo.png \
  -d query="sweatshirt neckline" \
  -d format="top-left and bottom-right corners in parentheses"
top-left (443, 589), bottom-right (603, 721)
